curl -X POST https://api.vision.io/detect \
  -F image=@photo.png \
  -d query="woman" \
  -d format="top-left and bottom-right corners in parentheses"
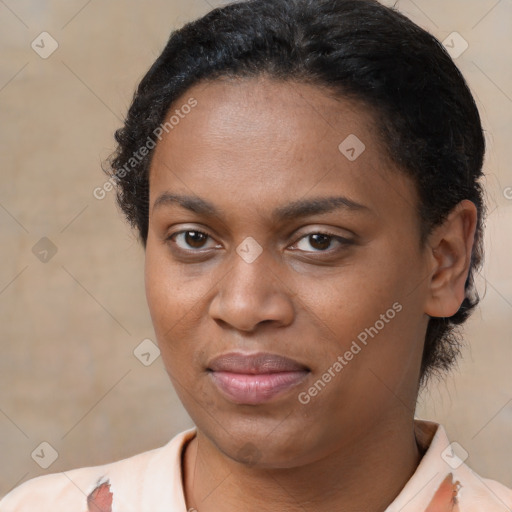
top-left (1, 0), bottom-right (510, 510)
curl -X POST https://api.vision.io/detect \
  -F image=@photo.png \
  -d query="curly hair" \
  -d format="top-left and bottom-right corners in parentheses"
top-left (105, 0), bottom-right (486, 387)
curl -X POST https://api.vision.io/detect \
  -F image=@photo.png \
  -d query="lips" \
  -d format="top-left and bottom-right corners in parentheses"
top-left (208, 352), bottom-right (308, 374)
top-left (207, 352), bottom-right (310, 405)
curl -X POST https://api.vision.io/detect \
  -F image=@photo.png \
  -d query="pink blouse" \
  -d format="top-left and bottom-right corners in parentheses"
top-left (1, 419), bottom-right (511, 511)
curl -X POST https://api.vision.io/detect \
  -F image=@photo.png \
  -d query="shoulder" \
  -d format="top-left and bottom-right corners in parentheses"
top-left (0, 428), bottom-right (196, 512)
top-left (470, 473), bottom-right (512, 509)
top-left (0, 449), bottom-right (159, 512)
top-left (429, 423), bottom-right (512, 509)
top-left (397, 420), bottom-right (512, 511)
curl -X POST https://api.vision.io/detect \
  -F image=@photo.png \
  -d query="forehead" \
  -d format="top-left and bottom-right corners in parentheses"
top-left (148, 76), bottom-right (417, 224)
top-left (157, 75), bottom-right (380, 154)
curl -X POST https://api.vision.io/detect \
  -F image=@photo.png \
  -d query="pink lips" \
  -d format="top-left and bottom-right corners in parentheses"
top-left (207, 352), bottom-right (309, 405)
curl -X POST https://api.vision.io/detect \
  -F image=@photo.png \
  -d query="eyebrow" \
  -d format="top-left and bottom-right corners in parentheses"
top-left (152, 193), bottom-right (370, 221)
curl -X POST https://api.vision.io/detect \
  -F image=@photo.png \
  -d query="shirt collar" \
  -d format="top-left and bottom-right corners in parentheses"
top-left (386, 418), bottom-right (511, 511)
top-left (148, 420), bottom-right (510, 511)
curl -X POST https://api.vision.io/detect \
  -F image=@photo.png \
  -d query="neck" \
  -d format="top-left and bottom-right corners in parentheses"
top-left (183, 415), bottom-right (423, 512)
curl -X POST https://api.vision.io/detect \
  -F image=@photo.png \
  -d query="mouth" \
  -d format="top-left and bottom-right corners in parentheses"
top-left (207, 352), bottom-right (310, 405)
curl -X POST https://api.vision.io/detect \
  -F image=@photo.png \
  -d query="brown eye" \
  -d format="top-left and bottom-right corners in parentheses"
top-left (183, 231), bottom-right (208, 248)
top-left (308, 234), bottom-right (331, 251)
top-left (292, 232), bottom-right (353, 253)
top-left (169, 230), bottom-right (216, 251)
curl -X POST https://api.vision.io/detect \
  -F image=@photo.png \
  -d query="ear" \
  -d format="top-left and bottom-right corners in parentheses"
top-left (424, 199), bottom-right (478, 318)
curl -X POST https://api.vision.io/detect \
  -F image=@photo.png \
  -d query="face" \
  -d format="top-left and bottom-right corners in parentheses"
top-left (145, 76), bottom-right (432, 468)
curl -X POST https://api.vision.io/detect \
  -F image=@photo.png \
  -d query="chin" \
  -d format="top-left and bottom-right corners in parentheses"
top-left (202, 417), bottom-right (320, 469)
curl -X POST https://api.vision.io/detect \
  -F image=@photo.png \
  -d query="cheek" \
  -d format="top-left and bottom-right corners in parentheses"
top-left (144, 252), bottom-right (197, 389)
top-left (143, 241), bottom-right (192, 357)
top-left (143, 240), bottom-right (212, 368)
top-left (296, 254), bottom-right (401, 334)
top-left (144, 247), bottom-right (172, 331)
top-left (304, 240), bottom-right (425, 367)
top-left (336, 251), bottom-right (426, 385)
top-left (144, 240), bottom-right (195, 326)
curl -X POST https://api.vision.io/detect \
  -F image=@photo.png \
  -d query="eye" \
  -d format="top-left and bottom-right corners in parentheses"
top-left (291, 232), bottom-right (353, 252)
top-left (167, 230), bottom-right (220, 251)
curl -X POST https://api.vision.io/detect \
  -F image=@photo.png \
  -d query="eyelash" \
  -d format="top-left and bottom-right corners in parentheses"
top-left (165, 229), bottom-right (353, 255)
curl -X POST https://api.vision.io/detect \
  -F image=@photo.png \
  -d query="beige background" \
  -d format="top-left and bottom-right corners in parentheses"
top-left (0, 0), bottom-right (510, 497)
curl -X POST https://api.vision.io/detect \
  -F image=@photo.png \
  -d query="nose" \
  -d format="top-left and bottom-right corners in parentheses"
top-left (208, 245), bottom-right (295, 333)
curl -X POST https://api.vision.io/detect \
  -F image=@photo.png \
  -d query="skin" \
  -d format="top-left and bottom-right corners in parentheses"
top-left (144, 76), bottom-right (477, 512)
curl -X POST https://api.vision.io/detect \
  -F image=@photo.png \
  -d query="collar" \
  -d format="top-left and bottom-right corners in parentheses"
top-left (386, 418), bottom-right (512, 511)
top-left (146, 419), bottom-right (511, 511)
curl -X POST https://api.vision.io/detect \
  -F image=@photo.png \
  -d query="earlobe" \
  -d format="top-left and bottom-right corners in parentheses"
top-left (424, 200), bottom-right (478, 318)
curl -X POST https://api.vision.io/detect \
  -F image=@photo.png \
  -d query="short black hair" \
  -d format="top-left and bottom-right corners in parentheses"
top-left (106, 0), bottom-right (486, 387)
